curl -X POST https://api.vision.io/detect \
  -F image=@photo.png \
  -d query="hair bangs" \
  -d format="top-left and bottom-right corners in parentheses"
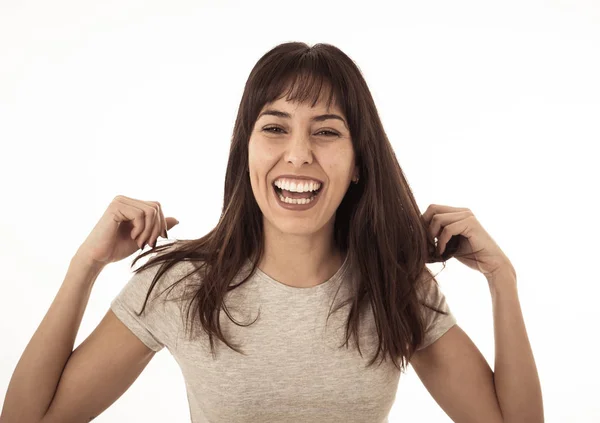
top-left (262, 58), bottom-right (344, 113)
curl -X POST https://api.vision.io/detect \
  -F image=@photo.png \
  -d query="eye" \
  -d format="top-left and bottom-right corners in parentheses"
top-left (263, 126), bottom-right (285, 134)
top-left (263, 127), bottom-right (340, 137)
top-left (316, 130), bottom-right (340, 137)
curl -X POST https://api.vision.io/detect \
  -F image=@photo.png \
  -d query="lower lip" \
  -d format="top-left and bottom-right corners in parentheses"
top-left (272, 185), bottom-right (323, 211)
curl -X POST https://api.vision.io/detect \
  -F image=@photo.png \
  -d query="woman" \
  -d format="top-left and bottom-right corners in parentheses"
top-left (1, 42), bottom-right (543, 423)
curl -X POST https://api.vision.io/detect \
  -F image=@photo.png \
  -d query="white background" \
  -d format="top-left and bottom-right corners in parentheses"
top-left (1, 0), bottom-right (598, 421)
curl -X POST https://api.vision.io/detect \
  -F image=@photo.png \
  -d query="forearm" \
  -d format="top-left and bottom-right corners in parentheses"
top-left (488, 270), bottom-right (544, 423)
top-left (1, 256), bottom-right (104, 423)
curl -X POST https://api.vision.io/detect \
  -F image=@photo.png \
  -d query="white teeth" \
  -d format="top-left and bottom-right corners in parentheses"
top-left (274, 179), bottom-right (322, 193)
top-left (278, 193), bottom-right (317, 205)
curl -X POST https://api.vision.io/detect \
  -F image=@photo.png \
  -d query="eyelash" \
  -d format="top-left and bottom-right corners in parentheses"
top-left (263, 127), bottom-right (339, 137)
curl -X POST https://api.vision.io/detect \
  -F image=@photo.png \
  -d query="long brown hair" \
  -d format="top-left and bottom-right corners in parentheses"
top-left (130, 42), bottom-right (482, 372)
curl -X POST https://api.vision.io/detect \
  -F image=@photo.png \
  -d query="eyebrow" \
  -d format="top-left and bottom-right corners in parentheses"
top-left (257, 109), bottom-right (348, 129)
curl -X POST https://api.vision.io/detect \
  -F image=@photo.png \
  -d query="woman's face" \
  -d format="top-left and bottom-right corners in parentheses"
top-left (248, 96), bottom-right (358, 236)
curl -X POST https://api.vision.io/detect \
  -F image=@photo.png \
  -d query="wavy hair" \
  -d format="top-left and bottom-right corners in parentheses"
top-left (130, 42), bottom-right (482, 372)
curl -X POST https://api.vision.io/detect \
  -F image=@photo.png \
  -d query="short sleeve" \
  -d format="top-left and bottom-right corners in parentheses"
top-left (416, 278), bottom-right (457, 351)
top-left (110, 261), bottom-right (184, 352)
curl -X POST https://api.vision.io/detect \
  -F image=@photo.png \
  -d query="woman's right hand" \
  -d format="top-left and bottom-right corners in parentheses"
top-left (74, 195), bottom-right (180, 267)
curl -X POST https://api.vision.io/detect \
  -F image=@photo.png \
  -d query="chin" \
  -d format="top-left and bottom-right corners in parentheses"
top-left (272, 220), bottom-right (318, 236)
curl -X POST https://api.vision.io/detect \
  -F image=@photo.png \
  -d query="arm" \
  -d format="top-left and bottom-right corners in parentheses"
top-left (488, 270), bottom-right (544, 422)
top-left (410, 271), bottom-right (543, 423)
top-left (1, 256), bottom-right (157, 423)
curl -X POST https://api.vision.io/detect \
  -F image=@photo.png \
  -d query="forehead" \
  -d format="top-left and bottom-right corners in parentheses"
top-left (260, 97), bottom-right (344, 116)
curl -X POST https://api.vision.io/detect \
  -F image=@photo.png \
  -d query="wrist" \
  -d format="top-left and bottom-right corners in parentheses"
top-left (70, 254), bottom-right (106, 276)
top-left (487, 268), bottom-right (518, 300)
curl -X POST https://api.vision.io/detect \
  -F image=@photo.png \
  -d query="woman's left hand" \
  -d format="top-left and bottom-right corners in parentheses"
top-left (421, 204), bottom-right (516, 281)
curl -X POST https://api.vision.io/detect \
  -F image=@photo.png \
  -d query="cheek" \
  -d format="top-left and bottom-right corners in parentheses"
top-left (248, 145), bottom-right (274, 193)
top-left (248, 138), bottom-right (278, 167)
top-left (323, 152), bottom-right (355, 177)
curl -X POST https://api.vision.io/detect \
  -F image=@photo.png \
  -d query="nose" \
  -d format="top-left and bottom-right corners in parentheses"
top-left (284, 133), bottom-right (313, 168)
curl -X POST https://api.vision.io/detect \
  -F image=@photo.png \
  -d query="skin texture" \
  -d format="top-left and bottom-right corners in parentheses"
top-left (248, 96), bottom-right (358, 288)
top-left (0, 258), bottom-right (158, 423)
top-left (411, 325), bottom-right (504, 423)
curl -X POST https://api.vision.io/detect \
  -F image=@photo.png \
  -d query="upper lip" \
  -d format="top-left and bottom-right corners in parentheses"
top-left (272, 174), bottom-right (324, 186)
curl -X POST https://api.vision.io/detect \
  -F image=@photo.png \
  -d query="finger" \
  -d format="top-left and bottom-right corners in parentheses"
top-left (437, 218), bottom-right (470, 255)
top-left (165, 217), bottom-right (179, 232)
top-left (154, 201), bottom-right (168, 238)
top-left (114, 196), bottom-right (158, 249)
top-left (144, 200), bottom-right (166, 248)
top-left (428, 211), bottom-right (472, 241)
top-left (135, 198), bottom-right (169, 240)
top-left (139, 201), bottom-right (161, 249)
top-left (111, 196), bottom-right (149, 249)
top-left (422, 204), bottom-right (470, 224)
top-left (165, 217), bottom-right (179, 231)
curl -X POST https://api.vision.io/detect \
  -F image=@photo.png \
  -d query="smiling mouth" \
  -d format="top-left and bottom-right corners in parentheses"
top-left (272, 183), bottom-right (323, 201)
top-left (273, 184), bottom-right (323, 198)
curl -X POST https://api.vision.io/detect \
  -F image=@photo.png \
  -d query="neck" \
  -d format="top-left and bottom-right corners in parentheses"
top-left (258, 220), bottom-right (344, 288)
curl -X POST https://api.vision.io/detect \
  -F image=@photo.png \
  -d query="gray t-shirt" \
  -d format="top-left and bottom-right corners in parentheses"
top-left (110, 253), bottom-right (456, 423)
